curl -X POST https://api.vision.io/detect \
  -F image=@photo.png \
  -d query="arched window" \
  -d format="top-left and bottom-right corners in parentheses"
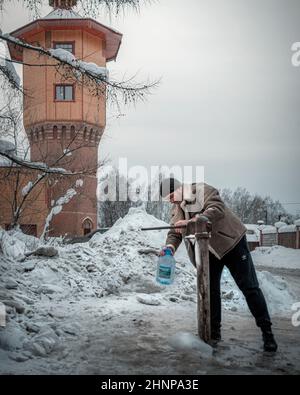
top-left (61, 125), bottom-right (66, 140)
top-left (82, 218), bottom-right (93, 236)
top-left (70, 125), bottom-right (76, 140)
top-left (83, 127), bottom-right (88, 141)
top-left (89, 128), bottom-right (94, 142)
top-left (41, 127), bottom-right (45, 140)
top-left (53, 126), bottom-right (58, 139)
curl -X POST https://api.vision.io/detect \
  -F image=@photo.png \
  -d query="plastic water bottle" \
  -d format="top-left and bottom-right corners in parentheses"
top-left (156, 249), bottom-right (176, 285)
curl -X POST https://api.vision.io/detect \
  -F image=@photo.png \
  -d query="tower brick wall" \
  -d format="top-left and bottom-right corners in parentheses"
top-left (5, 2), bottom-right (122, 237)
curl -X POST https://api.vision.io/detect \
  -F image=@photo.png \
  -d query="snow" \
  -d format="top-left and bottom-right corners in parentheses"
top-left (49, 48), bottom-right (108, 80)
top-left (0, 207), bottom-right (299, 374)
top-left (278, 225), bottom-right (297, 233)
top-left (41, 189), bottom-right (77, 239)
top-left (0, 139), bottom-right (15, 154)
top-left (252, 245), bottom-right (300, 270)
top-left (21, 182), bottom-right (33, 197)
top-left (0, 38), bottom-right (20, 87)
top-left (261, 225), bottom-right (277, 234)
top-left (0, 139), bottom-right (15, 166)
top-left (49, 48), bottom-right (75, 63)
top-left (2, 34), bottom-right (108, 83)
top-left (0, 141), bottom-right (69, 174)
top-left (79, 61), bottom-right (109, 80)
top-left (75, 179), bottom-right (83, 188)
top-left (295, 219), bottom-right (300, 227)
top-left (245, 224), bottom-right (260, 242)
top-left (275, 221), bottom-right (287, 229)
top-left (63, 148), bottom-right (72, 157)
top-left (43, 8), bottom-right (82, 19)
top-left (0, 229), bottom-right (26, 261)
top-left (169, 332), bottom-right (213, 357)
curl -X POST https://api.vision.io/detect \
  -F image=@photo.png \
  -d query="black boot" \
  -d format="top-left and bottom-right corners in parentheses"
top-left (262, 328), bottom-right (278, 352)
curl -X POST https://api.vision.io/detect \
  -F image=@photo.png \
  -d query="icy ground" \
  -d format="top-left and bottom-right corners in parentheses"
top-left (0, 208), bottom-right (299, 375)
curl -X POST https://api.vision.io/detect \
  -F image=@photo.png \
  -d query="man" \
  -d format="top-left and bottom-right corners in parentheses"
top-left (160, 177), bottom-right (278, 352)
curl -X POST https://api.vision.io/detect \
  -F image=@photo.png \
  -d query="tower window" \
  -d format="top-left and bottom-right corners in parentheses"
top-left (83, 219), bottom-right (93, 236)
top-left (53, 42), bottom-right (75, 54)
top-left (53, 126), bottom-right (58, 139)
top-left (55, 85), bottom-right (74, 101)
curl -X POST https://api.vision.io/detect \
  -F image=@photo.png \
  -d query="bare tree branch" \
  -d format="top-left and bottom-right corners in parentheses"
top-left (0, 33), bottom-right (159, 107)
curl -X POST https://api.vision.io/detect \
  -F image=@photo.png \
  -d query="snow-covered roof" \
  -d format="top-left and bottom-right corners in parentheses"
top-left (278, 225), bottom-right (297, 234)
top-left (43, 8), bottom-right (82, 20)
top-left (7, 15), bottom-right (122, 63)
top-left (275, 221), bottom-right (287, 229)
top-left (261, 225), bottom-right (277, 234)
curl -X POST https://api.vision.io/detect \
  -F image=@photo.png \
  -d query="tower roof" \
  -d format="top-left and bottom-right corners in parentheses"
top-left (43, 8), bottom-right (82, 19)
top-left (7, 3), bottom-right (122, 63)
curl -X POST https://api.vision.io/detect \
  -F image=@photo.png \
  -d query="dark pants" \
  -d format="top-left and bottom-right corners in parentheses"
top-left (209, 235), bottom-right (272, 335)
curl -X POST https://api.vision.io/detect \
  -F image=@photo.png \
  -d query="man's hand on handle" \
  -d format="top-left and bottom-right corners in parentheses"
top-left (174, 215), bottom-right (211, 235)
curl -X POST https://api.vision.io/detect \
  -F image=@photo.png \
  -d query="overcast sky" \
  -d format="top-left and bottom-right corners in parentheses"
top-left (1, 0), bottom-right (300, 214)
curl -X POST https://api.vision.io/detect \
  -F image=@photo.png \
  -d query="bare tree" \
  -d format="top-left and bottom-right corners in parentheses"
top-left (220, 187), bottom-right (291, 225)
top-left (0, 0), bottom-right (158, 106)
top-left (0, 75), bottom-right (107, 229)
top-left (0, 0), bottom-right (158, 231)
top-left (98, 169), bottom-right (139, 227)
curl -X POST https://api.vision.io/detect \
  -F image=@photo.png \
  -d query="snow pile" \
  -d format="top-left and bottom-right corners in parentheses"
top-left (256, 271), bottom-right (296, 315)
top-left (0, 229), bottom-right (26, 261)
top-left (0, 208), bottom-right (297, 365)
top-left (252, 245), bottom-right (300, 270)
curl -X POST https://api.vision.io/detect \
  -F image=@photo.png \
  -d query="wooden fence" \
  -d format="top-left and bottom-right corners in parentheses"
top-left (259, 226), bottom-right (300, 249)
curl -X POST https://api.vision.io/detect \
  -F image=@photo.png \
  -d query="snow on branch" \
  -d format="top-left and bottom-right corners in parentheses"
top-left (41, 188), bottom-right (77, 241)
top-left (0, 139), bottom-right (83, 175)
top-left (0, 33), bottom-right (158, 106)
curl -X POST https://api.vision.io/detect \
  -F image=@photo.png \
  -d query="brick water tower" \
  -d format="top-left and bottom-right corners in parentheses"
top-left (7, 0), bottom-right (122, 237)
